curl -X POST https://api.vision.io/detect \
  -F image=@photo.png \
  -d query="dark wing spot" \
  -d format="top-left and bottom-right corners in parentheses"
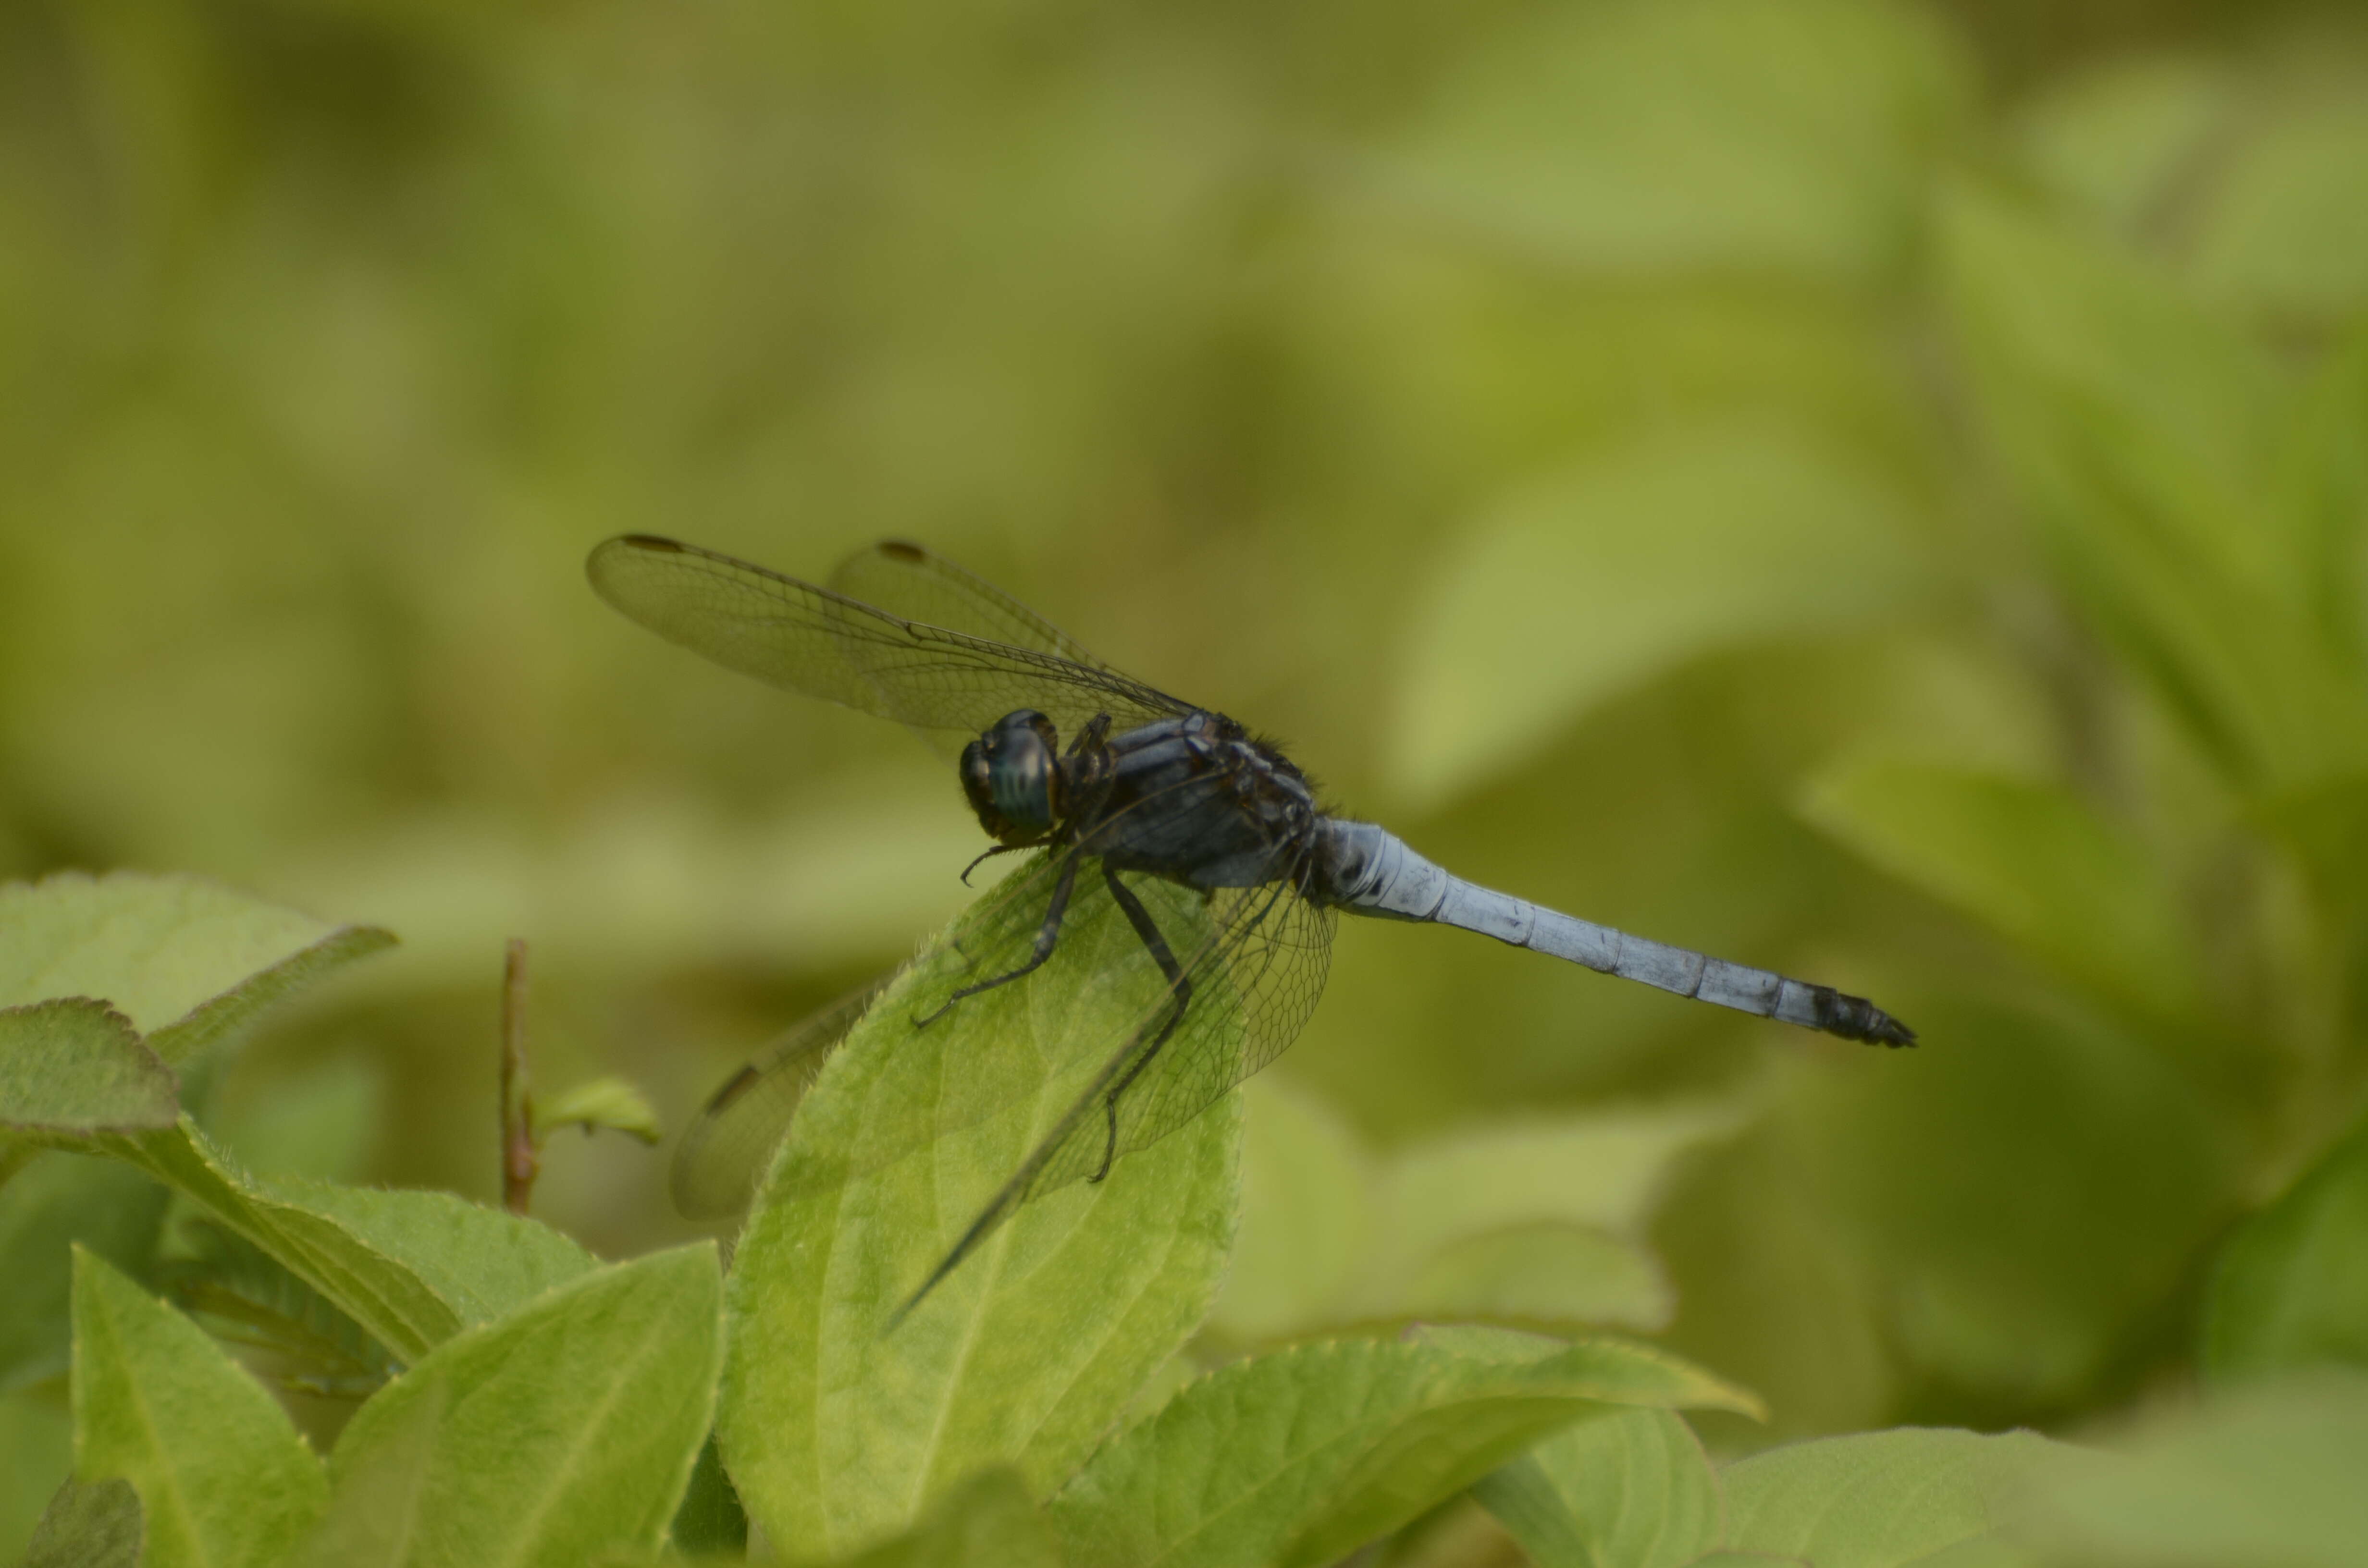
top-left (616, 534), bottom-right (687, 552)
top-left (877, 540), bottom-right (927, 562)
top-left (705, 1064), bottom-right (761, 1112)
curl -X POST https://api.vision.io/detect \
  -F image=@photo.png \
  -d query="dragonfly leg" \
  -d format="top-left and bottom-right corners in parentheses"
top-left (1090, 862), bottom-right (1193, 1183)
top-left (917, 854), bottom-right (1083, 1027)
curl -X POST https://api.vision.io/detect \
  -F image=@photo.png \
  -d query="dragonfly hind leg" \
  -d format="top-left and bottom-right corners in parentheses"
top-left (917, 856), bottom-right (1083, 1027)
top-left (1091, 862), bottom-right (1193, 1183)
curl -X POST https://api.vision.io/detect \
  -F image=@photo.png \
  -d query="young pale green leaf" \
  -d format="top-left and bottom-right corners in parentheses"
top-left (70, 1249), bottom-right (326, 1568)
top-left (0, 872), bottom-right (393, 1068)
top-left (1721, 1427), bottom-right (2079, 1567)
top-left (316, 1244), bottom-right (723, 1568)
top-left (1048, 1326), bottom-right (1759, 1568)
top-left (2023, 1372), bottom-right (2368, 1567)
top-left (1801, 760), bottom-right (2205, 1024)
top-left (1940, 186), bottom-right (2368, 790)
top-left (826, 1468), bottom-right (1062, 1568)
top-left (2203, 1111), bottom-right (2368, 1380)
top-left (20, 1476), bottom-right (143, 1568)
top-left (0, 1001), bottom-right (176, 1133)
top-left (1207, 1077), bottom-right (1370, 1343)
top-left (36, 1117), bottom-right (594, 1363)
top-left (1393, 424), bottom-right (1932, 809)
top-left (535, 1075), bottom-right (663, 1145)
top-left (1472, 1407), bottom-right (1722, 1568)
top-left (718, 882), bottom-right (1240, 1557)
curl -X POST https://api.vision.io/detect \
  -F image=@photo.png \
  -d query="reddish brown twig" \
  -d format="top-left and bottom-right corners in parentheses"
top-left (499, 938), bottom-right (539, 1214)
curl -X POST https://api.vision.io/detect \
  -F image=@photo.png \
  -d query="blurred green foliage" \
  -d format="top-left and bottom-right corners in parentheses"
top-left (6, 0), bottom-right (2368, 1560)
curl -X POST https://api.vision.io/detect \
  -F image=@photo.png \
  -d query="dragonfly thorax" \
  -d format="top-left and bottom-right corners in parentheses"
top-left (962, 709), bottom-right (1062, 842)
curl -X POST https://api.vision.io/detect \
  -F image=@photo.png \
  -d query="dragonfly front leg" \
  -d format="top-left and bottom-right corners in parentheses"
top-left (1091, 861), bottom-right (1193, 1183)
top-left (917, 855), bottom-right (1083, 1027)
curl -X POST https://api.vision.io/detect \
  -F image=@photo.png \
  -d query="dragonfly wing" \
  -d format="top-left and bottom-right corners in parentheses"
top-left (669, 981), bottom-right (888, 1220)
top-left (830, 540), bottom-right (1116, 672)
top-left (588, 535), bottom-right (1188, 741)
top-left (895, 856), bottom-right (1335, 1320)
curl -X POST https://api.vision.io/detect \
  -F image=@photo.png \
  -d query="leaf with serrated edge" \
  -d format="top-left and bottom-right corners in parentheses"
top-left (320, 1245), bottom-right (723, 1568)
top-left (1722, 1427), bottom-right (2078, 1566)
top-left (1049, 1326), bottom-right (1757, 1568)
top-left (71, 1249), bottom-right (326, 1568)
top-left (718, 885), bottom-right (1240, 1556)
top-left (36, 1117), bottom-right (593, 1362)
top-left (0, 872), bottom-right (394, 1066)
top-left (0, 1001), bottom-right (175, 1132)
top-left (1474, 1407), bottom-right (1722, 1568)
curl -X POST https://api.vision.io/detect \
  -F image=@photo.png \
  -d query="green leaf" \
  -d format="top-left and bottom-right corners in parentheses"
top-left (1472, 1407), bottom-right (1721, 1568)
top-left (1382, 0), bottom-right (1969, 281)
top-left (1939, 186), bottom-right (2368, 790)
top-left (1206, 1078), bottom-right (1369, 1343)
top-left (19, 1477), bottom-right (142, 1568)
top-left (2024, 1372), bottom-right (2368, 1567)
top-left (311, 1244), bottom-right (723, 1568)
top-left (70, 1249), bottom-right (326, 1568)
top-left (717, 884), bottom-right (1241, 1556)
top-left (1342, 1102), bottom-right (1743, 1331)
top-left (535, 1075), bottom-right (662, 1146)
top-left (0, 872), bottom-right (394, 1068)
top-left (1047, 1327), bottom-right (1759, 1568)
top-left (37, 1117), bottom-right (594, 1364)
top-left (829, 1468), bottom-right (1062, 1568)
top-left (2203, 1111), bottom-right (2368, 1381)
top-left (1394, 424), bottom-right (1931, 808)
top-left (1721, 1428), bottom-right (2080, 1567)
top-left (0, 1001), bottom-right (176, 1133)
top-left (278, 1384), bottom-right (443, 1568)
top-left (1801, 760), bottom-right (2206, 1023)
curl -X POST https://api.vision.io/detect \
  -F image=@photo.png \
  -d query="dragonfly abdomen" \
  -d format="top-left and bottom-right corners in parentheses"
top-left (1314, 819), bottom-right (1913, 1046)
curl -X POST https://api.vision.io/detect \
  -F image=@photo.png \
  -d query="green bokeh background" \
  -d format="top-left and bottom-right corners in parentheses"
top-left (5, 0), bottom-right (2368, 1553)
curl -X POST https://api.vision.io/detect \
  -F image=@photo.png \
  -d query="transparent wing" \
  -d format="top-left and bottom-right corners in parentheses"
top-left (829, 540), bottom-right (1116, 673)
top-left (896, 850), bottom-right (1336, 1318)
top-left (588, 535), bottom-right (1189, 741)
top-left (669, 980), bottom-right (889, 1220)
top-left (671, 796), bottom-right (1333, 1244)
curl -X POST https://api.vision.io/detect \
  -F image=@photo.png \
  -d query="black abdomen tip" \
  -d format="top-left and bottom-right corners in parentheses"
top-left (1813, 987), bottom-right (1918, 1047)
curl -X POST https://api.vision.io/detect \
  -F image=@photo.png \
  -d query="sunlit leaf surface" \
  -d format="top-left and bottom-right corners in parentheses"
top-left (308, 1246), bottom-right (723, 1568)
top-left (71, 1250), bottom-right (326, 1568)
top-left (718, 880), bottom-right (1241, 1556)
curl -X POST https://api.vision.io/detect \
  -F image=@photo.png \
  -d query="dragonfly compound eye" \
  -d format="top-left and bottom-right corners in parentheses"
top-left (962, 709), bottom-right (1060, 841)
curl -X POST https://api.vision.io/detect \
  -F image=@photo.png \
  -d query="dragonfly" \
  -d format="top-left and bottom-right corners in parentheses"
top-left (588, 534), bottom-right (1914, 1318)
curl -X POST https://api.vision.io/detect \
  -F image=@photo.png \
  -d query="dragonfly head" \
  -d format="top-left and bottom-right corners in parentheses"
top-left (962, 709), bottom-right (1061, 843)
